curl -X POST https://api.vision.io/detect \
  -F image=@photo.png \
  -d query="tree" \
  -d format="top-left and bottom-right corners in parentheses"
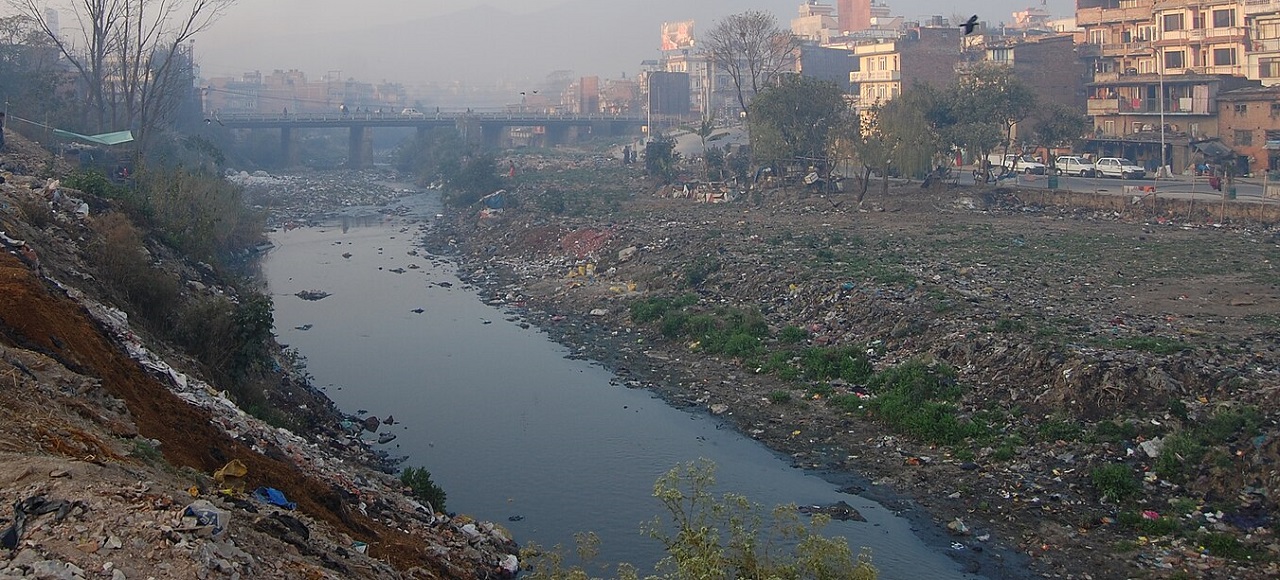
top-left (748, 75), bottom-right (849, 180)
top-left (1032, 103), bottom-right (1091, 169)
top-left (645, 137), bottom-right (679, 183)
top-left (0, 15), bottom-right (73, 127)
top-left (837, 86), bottom-right (945, 203)
top-left (10, 0), bottom-right (233, 150)
top-left (944, 62), bottom-right (1037, 182)
top-left (702, 10), bottom-right (801, 118)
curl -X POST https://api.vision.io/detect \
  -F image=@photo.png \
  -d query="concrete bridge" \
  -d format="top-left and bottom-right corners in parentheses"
top-left (211, 111), bottom-right (647, 168)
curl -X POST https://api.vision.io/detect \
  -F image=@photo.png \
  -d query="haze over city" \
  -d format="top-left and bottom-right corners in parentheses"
top-left (190, 0), bottom-right (1076, 86)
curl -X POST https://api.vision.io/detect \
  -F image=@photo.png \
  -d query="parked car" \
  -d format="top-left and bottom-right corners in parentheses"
top-left (988, 153), bottom-right (1047, 175)
top-left (1053, 156), bottom-right (1096, 177)
top-left (1094, 157), bottom-right (1146, 179)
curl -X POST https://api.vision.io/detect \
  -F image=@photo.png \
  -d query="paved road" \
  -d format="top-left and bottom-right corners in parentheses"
top-left (950, 169), bottom-right (1278, 203)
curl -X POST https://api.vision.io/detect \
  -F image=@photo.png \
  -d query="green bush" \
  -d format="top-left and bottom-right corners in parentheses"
top-left (630, 297), bottom-right (673, 323)
top-left (799, 346), bottom-right (874, 383)
top-left (851, 360), bottom-right (985, 445)
top-left (1201, 532), bottom-right (1255, 561)
top-left (1155, 433), bottom-right (1205, 483)
top-left (778, 325), bottom-right (808, 344)
top-left (401, 466), bottom-right (448, 513)
top-left (1091, 463), bottom-right (1140, 504)
top-left (768, 390), bottom-right (792, 404)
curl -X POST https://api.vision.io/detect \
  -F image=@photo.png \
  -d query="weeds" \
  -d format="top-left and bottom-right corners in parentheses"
top-left (1091, 463), bottom-right (1140, 504)
top-left (401, 466), bottom-right (448, 513)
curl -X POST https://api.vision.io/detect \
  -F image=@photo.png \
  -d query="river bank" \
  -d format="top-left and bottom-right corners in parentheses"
top-left (420, 151), bottom-right (1280, 579)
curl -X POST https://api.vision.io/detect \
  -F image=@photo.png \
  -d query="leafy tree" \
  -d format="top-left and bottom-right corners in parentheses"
top-left (441, 150), bottom-right (503, 206)
top-left (1032, 103), bottom-right (1091, 170)
top-left (837, 86), bottom-right (944, 202)
top-left (943, 62), bottom-right (1036, 182)
top-left (748, 75), bottom-right (849, 177)
top-left (645, 137), bottom-right (679, 183)
top-left (646, 459), bottom-right (876, 580)
top-left (522, 459), bottom-right (877, 580)
top-left (702, 10), bottom-right (801, 118)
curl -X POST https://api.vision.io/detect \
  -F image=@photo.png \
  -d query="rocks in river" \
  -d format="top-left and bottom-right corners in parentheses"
top-left (377, 433), bottom-right (397, 444)
top-left (362, 415), bottom-right (381, 432)
top-left (294, 290), bottom-right (330, 301)
top-left (798, 500), bottom-right (866, 522)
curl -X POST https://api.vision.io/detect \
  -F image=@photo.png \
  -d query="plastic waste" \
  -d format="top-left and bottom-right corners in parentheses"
top-left (252, 487), bottom-right (297, 510)
top-left (182, 500), bottom-right (229, 537)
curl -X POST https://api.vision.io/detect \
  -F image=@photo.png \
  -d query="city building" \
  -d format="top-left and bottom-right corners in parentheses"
top-left (960, 33), bottom-right (1089, 140)
top-left (1076, 0), bottom-right (1267, 171)
top-left (838, 0), bottom-right (871, 33)
top-left (1244, 0), bottom-right (1280, 84)
top-left (1216, 84), bottom-right (1280, 172)
top-left (849, 25), bottom-right (961, 109)
top-left (793, 2), bottom-right (839, 43)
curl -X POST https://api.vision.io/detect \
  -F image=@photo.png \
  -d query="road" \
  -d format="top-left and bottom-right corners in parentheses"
top-left (949, 169), bottom-right (1278, 203)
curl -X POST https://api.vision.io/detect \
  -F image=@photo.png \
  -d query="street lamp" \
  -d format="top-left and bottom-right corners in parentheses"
top-left (1158, 50), bottom-right (1165, 178)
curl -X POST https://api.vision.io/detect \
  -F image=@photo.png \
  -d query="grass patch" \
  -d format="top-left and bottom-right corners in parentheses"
top-left (768, 390), bottom-right (792, 404)
top-left (837, 360), bottom-right (987, 445)
top-left (778, 325), bottom-right (808, 344)
top-left (1091, 463), bottom-right (1140, 504)
top-left (1102, 335), bottom-right (1191, 355)
top-left (1201, 532), bottom-right (1257, 561)
top-left (1038, 415), bottom-right (1083, 442)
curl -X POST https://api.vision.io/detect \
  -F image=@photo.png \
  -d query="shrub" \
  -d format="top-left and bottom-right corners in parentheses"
top-left (778, 325), bottom-right (808, 344)
top-left (856, 360), bottom-right (985, 445)
top-left (768, 390), bottom-right (792, 404)
top-left (401, 466), bottom-right (448, 513)
top-left (1091, 463), bottom-right (1140, 504)
top-left (1154, 433), bottom-right (1204, 483)
top-left (798, 346), bottom-right (873, 383)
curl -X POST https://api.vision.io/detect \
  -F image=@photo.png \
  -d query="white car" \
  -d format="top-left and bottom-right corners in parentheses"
top-left (989, 153), bottom-right (1047, 175)
top-left (401, 108), bottom-right (425, 118)
top-left (1094, 157), bottom-right (1145, 179)
top-left (1054, 156), bottom-right (1096, 177)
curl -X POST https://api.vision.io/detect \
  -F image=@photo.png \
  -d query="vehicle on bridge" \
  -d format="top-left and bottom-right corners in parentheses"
top-left (401, 108), bottom-right (425, 118)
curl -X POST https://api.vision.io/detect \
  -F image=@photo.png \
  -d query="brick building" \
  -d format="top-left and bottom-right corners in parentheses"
top-left (1216, 84), bottom-right (1280, 172)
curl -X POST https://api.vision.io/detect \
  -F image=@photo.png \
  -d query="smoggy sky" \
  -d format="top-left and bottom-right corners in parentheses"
top-left (20, 0), bottom-right (1077, 86)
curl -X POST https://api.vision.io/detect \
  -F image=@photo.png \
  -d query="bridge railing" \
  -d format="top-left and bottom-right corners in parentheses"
top-left (209, 111), bottom-right (646, 123)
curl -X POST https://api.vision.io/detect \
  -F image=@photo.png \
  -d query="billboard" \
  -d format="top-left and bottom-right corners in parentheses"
top-left (661, 20), bottom-right (695, 51)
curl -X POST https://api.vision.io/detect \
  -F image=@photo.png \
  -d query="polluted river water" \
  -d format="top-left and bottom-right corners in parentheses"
top-left (262, 192), bottom-right (993, 578)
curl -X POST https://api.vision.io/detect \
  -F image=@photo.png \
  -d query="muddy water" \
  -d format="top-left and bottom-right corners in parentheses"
top-left (262, 193), bottom-right (983, 578)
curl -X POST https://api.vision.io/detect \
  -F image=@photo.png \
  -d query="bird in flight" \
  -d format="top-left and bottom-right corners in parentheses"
top-left (961, 15), bottom-right (979, 35)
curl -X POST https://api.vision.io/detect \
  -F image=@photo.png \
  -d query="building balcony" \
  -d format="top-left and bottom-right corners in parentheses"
top-left (1087, 97), bottom-right (1122, 115)
top-left (1101, 41), bottom-right (1153, 57)
top-left (1244, 0), bottom-right (1280, 16)
top-left (1250, 38), bottom-right (1280, 54)
top-left (850, 70), bottom-right (901, 82)
top-left (1157, 27), bottom-right (1247, 45)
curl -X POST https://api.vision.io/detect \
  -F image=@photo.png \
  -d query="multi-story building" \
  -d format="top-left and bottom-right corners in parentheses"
top-left (1216, 84), bottom-right (1280, 172)
top-left (849, 25), bottom-right (961, 109)
top-left (793, 2), bottom-right (839, 43)
top-left (1077, 0), bottom-right (1265, 170)
top-left (1245, 0), bottom-right (1280, 84)
top-left (838, 0), bottom-right (871, 33)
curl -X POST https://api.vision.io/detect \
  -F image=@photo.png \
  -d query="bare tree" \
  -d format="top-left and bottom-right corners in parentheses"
top-left (701, 10), bottom-right (800, 119)
top-left (10, 0), bottom-right (232, 148)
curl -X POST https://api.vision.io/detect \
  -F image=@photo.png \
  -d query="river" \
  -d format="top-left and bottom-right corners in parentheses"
top-left (261, 190), bottom-right (986, 578)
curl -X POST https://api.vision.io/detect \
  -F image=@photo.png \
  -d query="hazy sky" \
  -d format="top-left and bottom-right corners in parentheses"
top-left (26, 0), bottom-right (1077, 87)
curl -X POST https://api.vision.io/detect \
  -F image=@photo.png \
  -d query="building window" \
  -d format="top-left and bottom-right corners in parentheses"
top-left (1212, 9), bottom-right (1235, 28)
top-left (1272, 103), bottom-right (1280, 116)
top-left (1235, 103), bottom-right (1248, 114)
top-left (1236, 129), bottom-right (1253, 146)
top-left (1089, 29), bottom-right (1106, 45)
top-left (1163, 13), bottom-right (1184, 32)
top-left (1165, 50), bottom-right (1186, 69)
top-left (1214, 48), bottom-right (1237, 66)
top-left (1104, 120), bottom-right (1115, 134)
top-left (1260, 21), bottom-right (1280, 40)
top-left (1261, 58), bottom-right (1280, 78)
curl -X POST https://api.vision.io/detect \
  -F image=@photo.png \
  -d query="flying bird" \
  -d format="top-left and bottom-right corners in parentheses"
top-left (961, 15), bottom-right (979, 35)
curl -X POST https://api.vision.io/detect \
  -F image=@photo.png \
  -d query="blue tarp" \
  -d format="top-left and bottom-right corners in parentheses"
top-left (252, 487), bottom-right (296, 510)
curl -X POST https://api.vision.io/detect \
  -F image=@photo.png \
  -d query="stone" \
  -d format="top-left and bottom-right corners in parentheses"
top-left (709, 403), bottom-right (729, 415)
top-left (1138, 437), bottom-right (1164, 459)
top-left (589, 308), bottom-right (608, 316)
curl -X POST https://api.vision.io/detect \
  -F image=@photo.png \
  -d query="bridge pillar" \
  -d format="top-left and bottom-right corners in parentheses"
top-left (546, 125), bottom-right (570, 147)
top-left (348, 126), bottom-right (373, 169)
top-left (481, 125), bottom-right (502, 149)
top-left (456, 118), bottom-right (482, 146)
top-left (281, 127), bottom-right (298, 167)
top-left (417, 126), bottom-right (429, 142)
